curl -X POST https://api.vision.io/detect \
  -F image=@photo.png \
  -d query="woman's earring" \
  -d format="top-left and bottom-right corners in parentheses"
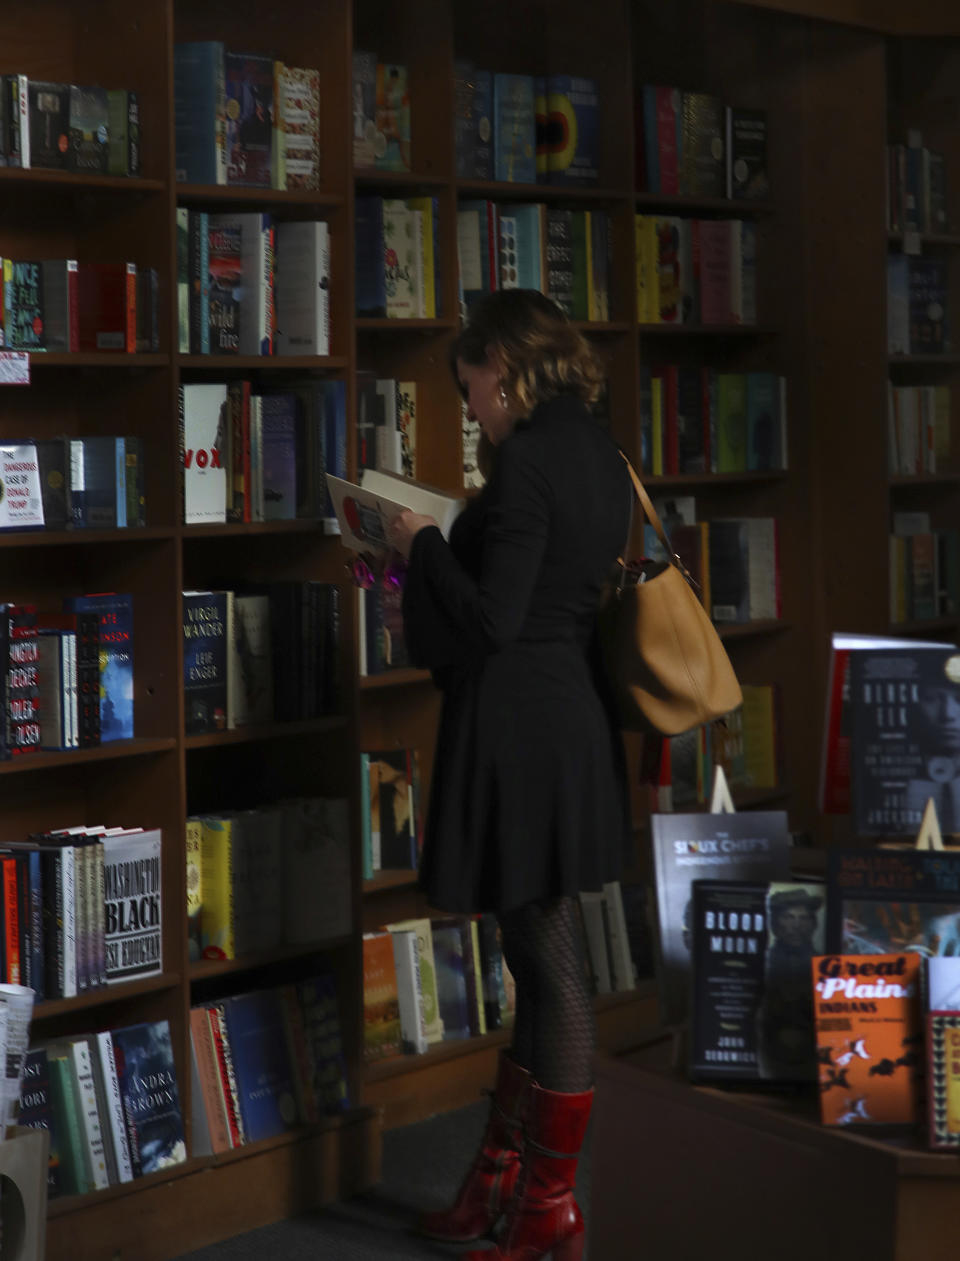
top-left (499, 384), bottom-right (508, 410)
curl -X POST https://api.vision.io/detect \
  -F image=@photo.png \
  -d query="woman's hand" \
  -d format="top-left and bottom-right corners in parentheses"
top-left (387, 509), bottom-right (438, 557)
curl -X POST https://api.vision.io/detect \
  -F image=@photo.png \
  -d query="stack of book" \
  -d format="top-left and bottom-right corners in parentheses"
top-left (179, 378), bottom-right (346, 528)
top-left (18, 1019), bottom-right (186, 1197)
top-left (886, 133), bottom-right (949, 234)
top-left (456, 201), bottom-right (610, 321)
top-left (636, 87), bottom-right (767, 201)
top-left (887, 381), bottom-right (951, 475)
top-left (889, 511), bottom-right (960, 623)
top-left (0, 77), bottom-right (140, 175)
top-left (188, 977), bottom-right (348, 1156)
top-left (174, 43), bottom-right (320, 189)
top-left (181, 581), bottom-right (341, 733)
top-left (188, 797), bottom-right (351, 963)
top-left (1, 259), bottom-right (159, 354)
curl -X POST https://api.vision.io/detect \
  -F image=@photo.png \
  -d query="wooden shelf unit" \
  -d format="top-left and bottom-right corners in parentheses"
top-left (3, 0), bottom-right (960, 1257)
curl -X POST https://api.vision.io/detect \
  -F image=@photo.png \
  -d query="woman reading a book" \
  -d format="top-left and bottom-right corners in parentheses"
top-left (387, 289), bottom-right (632, 1261)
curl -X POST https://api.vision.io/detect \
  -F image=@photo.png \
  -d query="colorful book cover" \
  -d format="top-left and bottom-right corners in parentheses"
top-left (275, 64), bottom-right (320, 190)
top-left (362, 930), bottom-right (402, 1062)
top-left (206, 214), bottom-right (242, 353)
top-left (199, 814), bottom-right (235, 960)
top-left (351, 50), bottom-right (378, 169)
top-left (62, 592), bottom-right (133, 742)
top-left (182, 590), bottom-right (229, 734)
top-left (544, 75), bottom-right (599, 185)
top-left (374, 62), bottom-right (411, 172)
top-left (225, 51), bottom-right (274, 187)
top-left (109, 1020), bottom-right (186, 1175)
top-left (222, 989), bottom-right (299, 1141)
top-left (812, 952), bottom-right (922, 1126)
top-left (925, 956), bottom-right (960, 1148)
top-left (3, 259), bottom-right (44, 351)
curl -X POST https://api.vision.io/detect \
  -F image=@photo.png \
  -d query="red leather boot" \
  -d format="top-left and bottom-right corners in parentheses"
top-left (464, 1080), bottom-right (593, 1261)
top-left (418, 1052), bottom-right (531, 1243)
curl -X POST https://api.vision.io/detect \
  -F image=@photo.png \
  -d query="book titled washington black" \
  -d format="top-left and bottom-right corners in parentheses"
top-left (688, 879), bottom-right (824, 1083)
top-left (849, 642), bottom-right (960, 836)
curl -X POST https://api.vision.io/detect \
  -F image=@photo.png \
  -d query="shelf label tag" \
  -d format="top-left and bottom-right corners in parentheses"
top-left (0, 353), bottom-right (30, 386)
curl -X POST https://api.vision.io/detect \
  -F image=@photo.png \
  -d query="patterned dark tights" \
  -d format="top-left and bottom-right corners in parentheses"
top-left (498, 896), bottom-right (595, 1094)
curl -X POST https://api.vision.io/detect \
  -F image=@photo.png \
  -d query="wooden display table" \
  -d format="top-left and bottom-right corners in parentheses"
top-left (589, 1039), bottom-right (960, 1261)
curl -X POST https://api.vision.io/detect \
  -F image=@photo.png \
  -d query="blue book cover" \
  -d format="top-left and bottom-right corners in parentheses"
top-left (355, 196), bottom-right (386, 316)
top-left (182, 590), bottom-right (228, 733)
top-left (110, 1020), bottom-right (186, 1177)
top-left (297, 974), bottom-right (349, 1115)
top-left (493, 74), bottom-right (536, 183)
top-left (223, 989), bottom-right (300, 1141)
top-left (909, 257), bottom-right (949, 354)
top-left (62, 592), bottom-right (133, 741)
top-left (224, 52), bottom-right (274, 188)
top-left (321, 379), bottom-right (347, 522)
top-left (545, 75), bottom-right (599, 185)
top-left (641, 84), bottom-right (660, 192)
top-left (432, 921), bottom-right (472, 1040)
top-left (260, 393), bottom-right (299, 521)
top-left (173, 41), bottom-right (225, 185)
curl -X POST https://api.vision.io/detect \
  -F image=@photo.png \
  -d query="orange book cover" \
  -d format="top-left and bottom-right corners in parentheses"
top-left (812, 952), bottom-right (922, 1126)
top-left (2, 856), bottom-right (20, 985)
top-left (362, 930), bottom-right (402, 1062)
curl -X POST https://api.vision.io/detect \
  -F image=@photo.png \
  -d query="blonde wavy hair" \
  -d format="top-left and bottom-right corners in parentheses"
top-left (451, 290), bottom-right (605, 415)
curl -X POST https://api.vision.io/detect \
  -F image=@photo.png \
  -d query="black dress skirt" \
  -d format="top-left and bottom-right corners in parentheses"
top-left (402, 393), bottom-right (633, 914)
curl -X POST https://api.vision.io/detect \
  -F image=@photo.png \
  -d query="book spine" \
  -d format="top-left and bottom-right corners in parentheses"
top-left (2, 857), bottom-right (19, 984)
top-left (189, 1007), bottom-right (233, 1151)
top-left (96, 1030), bottom-right (134, 1181)
top-left (69, 1040), bottom-right (110, 1190)
top-left (207, 1005), bottom-right (245, 1146)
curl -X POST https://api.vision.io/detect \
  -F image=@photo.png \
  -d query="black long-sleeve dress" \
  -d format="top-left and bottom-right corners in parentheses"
top-left (402, 392), bottom-right (633, 914)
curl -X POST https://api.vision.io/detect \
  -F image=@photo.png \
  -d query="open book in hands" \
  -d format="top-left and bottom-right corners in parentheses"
top-left (327, 469), bottom-right (465, 555)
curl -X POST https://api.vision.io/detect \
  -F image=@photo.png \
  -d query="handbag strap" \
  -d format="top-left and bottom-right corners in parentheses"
top-left (617, 450), bottom-right (697, 589)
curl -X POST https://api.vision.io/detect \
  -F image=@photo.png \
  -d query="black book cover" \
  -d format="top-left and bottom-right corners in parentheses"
top-left (27, 80), bottom-right (69, 170)
top-left (34, 437), bottom-right (69, 530)
top-left (17, 1046), bottom-right (61, 1197)
top-left (182, 590), bottom-right (228, 733)
top-left (849, 643), bottom-right (960, 836)
top-left (826, 847), bottom-right (960, 956)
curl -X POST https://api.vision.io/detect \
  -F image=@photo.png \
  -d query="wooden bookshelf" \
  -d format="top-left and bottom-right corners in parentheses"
top-left (3, 1), bottom-right (960, 1258)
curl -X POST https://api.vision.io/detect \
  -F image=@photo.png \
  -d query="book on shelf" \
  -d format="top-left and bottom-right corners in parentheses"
top-left (180, 381), bottom-right (228, 524)
top-left (494, 73), bottom-right (536, 184)
top-left (17, 1046), bottom-right (62, 1198)
top-left (384, 917), bottom-right (444, 1044)
top-left (274, 219), bottom-right (330, 356)
top-left (846, 641), bottom-right (960, 836)
top-left (174, 41), bottom-right (227, 185)
top-left (351, 50), bottom-right (378, 169)
top-left (62, 592), bottom-right (133, 743)
top-left (185, 818), bottom-right (202, 963)
top-left (101, 828), bottom-right (162, 984)
top-left (688, 879), bottom-right (824, 1084)
top-left (273, 64), bottom-right (320, 190)
top-left (108, 1020), bottom-right (186, 1176)
top-left (279, 796), bottom-right (352, 945)
top-left (375, 62), bottom-right (411, 173)
top-left (454, 60), bottom-right (493, 180)
top-left (924, 957), bottom-right (960, 1148)
top-left (650, 810), bottom-right (792, 1026)
top-left (25, 80), bottom-right (70, 171)
top-left (45, 1044), bottom-right (88, 1195)
top-left (45, 1036), bottom-right (109, 1192)
top-left (812, 952), bottom-right (922, 1127)
top-left (362, 748), bottom-right (420, 872)
top-left (390, 927), bottom-right (430, 1055)
top-left (327, 468), bottom-right (464, 557)
top-left (67, 85), bottom-right (109, 175)
top-left (362, 930), bottom-right (403, 1063)
top-left (182, 590), bottom-right (229, 734)
top-left (725, 106), bottom-right (768, 201)
top-left (227, 592), bottom-right (274, 727)
top-left (222, 989), bottom-right (299, 1142)
top-left (224, 51), bottom-right (274, 188)
top-left (541, 75), bottom-right (599, 186)
top-left (76, 262), bottom-right (136, 354)
top-left (430, 917), bottom-right (476, 1041)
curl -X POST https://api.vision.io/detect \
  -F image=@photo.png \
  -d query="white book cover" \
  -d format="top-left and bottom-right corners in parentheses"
top-left (374, 378), bottom-right (404, 474)
top-left (327, 467), bottom-right (464, 556)
top-left (101, 828), bottom-right (162, 983)
top-left (383, 201), bottom-right (419, 319)
top-left (94, 1030), bottom-right (135, 1182)
top-left (181, 382), bottom-right (228, 524)
top-left (67, 1038), bottom-right (110, 1190)
top-left (391, 927), bottom-right (429, 1054)
top-left (0, 443), bottom-right (43, 529)
top-left (275, 219), bottom-right (329, 355)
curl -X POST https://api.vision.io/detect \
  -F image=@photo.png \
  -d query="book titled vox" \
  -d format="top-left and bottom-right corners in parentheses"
top-left (649, 810), bottom-right (792, 1026)
top-left (848, 641), bottom-right (960, 836)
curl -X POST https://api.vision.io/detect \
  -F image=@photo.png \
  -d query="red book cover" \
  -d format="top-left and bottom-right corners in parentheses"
top-left (205, 1005), bottom-right (244, 1147)
top-left (7, 604), bottom-right (40, 757)
top-left (77, 262), bottom-right (136, 353)
top-left (2, 856), bottom-right (19, 983)
top-left (697, 220), bottom-right (733, 326)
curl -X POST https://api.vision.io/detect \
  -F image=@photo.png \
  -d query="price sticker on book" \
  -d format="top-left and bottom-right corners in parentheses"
top-left (0, 352), bottom-right (30, 386)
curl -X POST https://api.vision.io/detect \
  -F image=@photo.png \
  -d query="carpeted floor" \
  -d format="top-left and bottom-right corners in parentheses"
top-left (171, 1098), bottom-right (594, 1259)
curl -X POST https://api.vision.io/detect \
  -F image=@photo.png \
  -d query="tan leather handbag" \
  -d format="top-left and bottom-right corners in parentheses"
top-left (597, 454), bottom-right (743, 735)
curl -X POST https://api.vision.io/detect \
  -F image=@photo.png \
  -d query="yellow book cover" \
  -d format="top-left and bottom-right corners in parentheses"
top-left (200, 814), bottom-right (235, 960)
top-left (405, 197), bottom-right (436, 318)
top-left (740, 684), bottom-right (778, 790)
